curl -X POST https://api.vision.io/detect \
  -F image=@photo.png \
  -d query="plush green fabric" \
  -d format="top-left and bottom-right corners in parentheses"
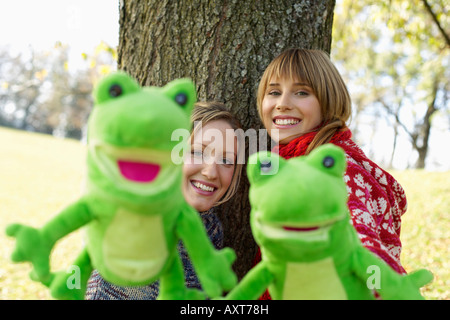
top-left (6, 72), bottom-right (236, 300)
top-left (227, 144), bottom-right (432, 300)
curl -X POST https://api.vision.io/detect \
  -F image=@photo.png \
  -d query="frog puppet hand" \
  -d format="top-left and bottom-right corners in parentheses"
top-left (353, 246), bottom-right (433, 300)
top-left (6, 224), bottom-right (53, 284)
top-left (198, 247), bottom-right (237, 297)
top-left (6, 200), bottom-right (93, 287)
top-left (399, 269), bottom-right (434, 300)
top-left (173, 206), bottom-right (237, 299)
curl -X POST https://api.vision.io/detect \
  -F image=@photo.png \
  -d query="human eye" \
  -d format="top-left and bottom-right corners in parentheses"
top-left (295, 90), bottom-right (309, 96)
top-left (267, 90), bottom-right (281, 96)
top-left (218, 157), bottom-right (234, 166)
top-left (191, 148), bottom-right (203, 157)
top-left (294, 84), bottom-right (313, 97)
top-left (295, 87), bottom-right (310, 96)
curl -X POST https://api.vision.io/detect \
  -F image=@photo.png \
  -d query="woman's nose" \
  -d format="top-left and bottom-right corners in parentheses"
top-left (201, 161), bottom-right (218, 179)
top-left (276, 94), bottom-right (292, 112)
top-left (276, 104), bottom-right (291, 112)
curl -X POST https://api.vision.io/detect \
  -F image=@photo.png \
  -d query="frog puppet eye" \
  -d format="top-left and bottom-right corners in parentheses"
top-left (175, 93), bottom-right (188, 107)
top-left (303, 145), bottom-right (346, 178)
top-left (93, 72), bottom-right (141, 105)
top-left (109, 84), bottom-right (123, 98)
top-left (322, 156), bottom-right (335, 168)
top-left (260, 160), bottom-right (272, 173)
top-left (247, 151), bottom-right (283, 183)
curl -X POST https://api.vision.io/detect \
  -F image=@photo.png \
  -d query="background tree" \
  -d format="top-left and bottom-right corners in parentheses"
top-left (0, 47), bottom-right (44, 131)
top-left (332, 0), bottom-right (449, 169)
top-left (118, 0), bottom-right (336, 279)
top-left (0, 42), bottom-right (116, 139)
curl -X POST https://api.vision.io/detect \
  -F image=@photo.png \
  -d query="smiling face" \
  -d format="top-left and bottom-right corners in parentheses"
top-left (261, 76), bottom-right (323, 144)
top-left (182, 120), bottom-right (237, 212)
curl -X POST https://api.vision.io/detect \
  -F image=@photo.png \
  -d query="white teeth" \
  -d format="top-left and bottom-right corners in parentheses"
top-left (193, 181), bottom-right (215, 192)
top-left (274, 118), bottom-right (300, 125)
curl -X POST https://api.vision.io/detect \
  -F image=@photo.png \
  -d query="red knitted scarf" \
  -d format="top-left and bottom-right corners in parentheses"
top-left (273, 128), bottom-right (352, 159)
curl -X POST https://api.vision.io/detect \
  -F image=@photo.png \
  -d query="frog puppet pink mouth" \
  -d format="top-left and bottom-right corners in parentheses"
top-left (118, 160), bottom-right (160, 183)
top-left (282, 226), bottom-right (319, 232)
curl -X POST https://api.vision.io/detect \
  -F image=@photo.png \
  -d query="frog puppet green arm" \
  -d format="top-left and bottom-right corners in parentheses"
top-left (226, 144), bottom-right (432, 300)
top-left (6, 72), bottom-right (236, 300)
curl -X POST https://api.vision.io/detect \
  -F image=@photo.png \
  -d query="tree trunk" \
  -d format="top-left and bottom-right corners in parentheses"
top-left (118, 0), bottom-right (335, 279)
top-left (413, 77), bottom-right (438, 169)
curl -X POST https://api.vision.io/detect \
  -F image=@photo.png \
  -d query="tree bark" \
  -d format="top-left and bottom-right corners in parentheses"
top-left (118, 0), bottom-right (335, 279)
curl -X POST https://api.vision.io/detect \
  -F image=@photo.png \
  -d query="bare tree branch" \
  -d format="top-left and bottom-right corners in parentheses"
top-left (376, 98), bottom-right (415, 143)
top-left (421, 0), bottom-right (450, 47)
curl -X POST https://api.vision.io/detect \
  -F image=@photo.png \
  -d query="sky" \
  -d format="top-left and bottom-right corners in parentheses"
top-left (0, 0), bottom-right (119, 68)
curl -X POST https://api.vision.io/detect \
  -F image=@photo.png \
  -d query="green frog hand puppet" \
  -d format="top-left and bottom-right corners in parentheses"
top-left (227, 144), bottom-right (432, 300)
top-left (6, 72), bottom-right (236, 300)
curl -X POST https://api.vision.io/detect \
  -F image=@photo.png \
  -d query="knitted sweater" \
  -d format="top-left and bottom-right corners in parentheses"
top-left (85, 210), bottom-right (223, 300)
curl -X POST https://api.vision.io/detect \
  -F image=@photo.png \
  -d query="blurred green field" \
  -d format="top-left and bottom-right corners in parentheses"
top-left (0, 126), bottom-right (448, 299)
top-left (1, 127), bottom-right (85, 299)
top-left (393, 170), bottom-right (449, 300)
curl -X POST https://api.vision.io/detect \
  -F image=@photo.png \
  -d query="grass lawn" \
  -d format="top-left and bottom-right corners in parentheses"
top-left (393, 170), bottom-right (449, 300)
top-left (0, 126), bottom-right (448, 299)
top-left (0, 127), bottom-right (85, 299)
